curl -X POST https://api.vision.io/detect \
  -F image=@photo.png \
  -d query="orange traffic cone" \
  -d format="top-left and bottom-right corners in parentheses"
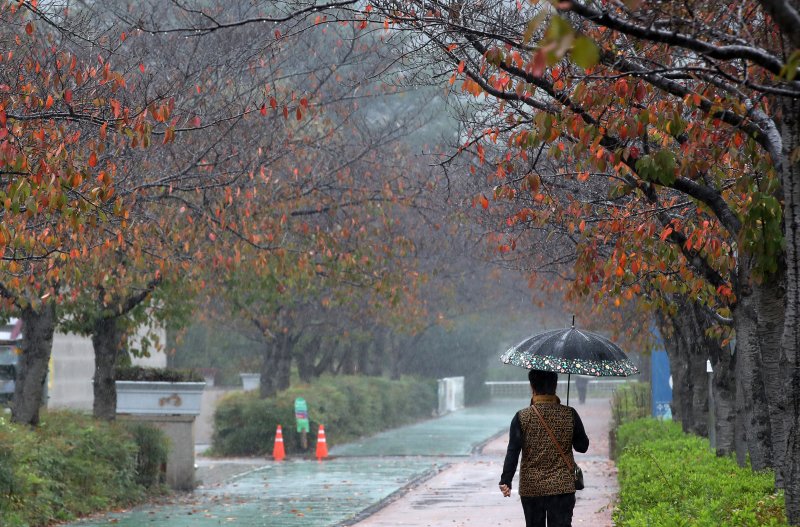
top-left (273, 425), bottom-right (285, 461)
top-left (315, 424), bottom-right (328, 461)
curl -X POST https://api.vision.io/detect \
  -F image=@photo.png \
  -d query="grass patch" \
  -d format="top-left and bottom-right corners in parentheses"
top-left (614, 418), bottom-right (787, 527)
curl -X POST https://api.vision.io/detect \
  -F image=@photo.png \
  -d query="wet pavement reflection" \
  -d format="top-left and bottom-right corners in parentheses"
top-left (67, 400), bottom-right (524, 527)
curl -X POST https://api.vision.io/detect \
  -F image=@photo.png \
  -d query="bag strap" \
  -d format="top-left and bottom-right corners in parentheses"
top-left (531, 403), bottom-right (575, 471)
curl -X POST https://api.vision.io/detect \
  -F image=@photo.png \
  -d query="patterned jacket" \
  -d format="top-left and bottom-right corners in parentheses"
top-left (499, 395), bottom-right (589, 497)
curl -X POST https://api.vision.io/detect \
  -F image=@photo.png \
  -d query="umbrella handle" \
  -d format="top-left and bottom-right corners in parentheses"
top-left (566, 373), bottom-right (571, 405)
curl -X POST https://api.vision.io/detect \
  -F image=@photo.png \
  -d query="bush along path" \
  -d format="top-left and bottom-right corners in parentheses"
top-left (614, 419), bottom-right (788, 527)
top-left (0, 411), bottom-right (168, 527)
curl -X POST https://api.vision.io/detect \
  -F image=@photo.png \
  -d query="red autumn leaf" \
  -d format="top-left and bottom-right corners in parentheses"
top-left (480, 194), bottom-right (489, 209)
top-left (296, 107), bottom-right (302, 120)
top-left (25, 22), bottom-right (33, 35)
top-left (300, 97), bottom-right (309, 109)
top-left (457, 60), bottom-right (465, 73)
top-left (260, 103), bottom-right (267, 116)
top-left (44, 94), bottom-right (53, 109)
top-left (531, 50), bottom-right (546, 78)
top-left (275, 29), bottom-right (281, 39)
top-left (283, 107), bottom-right (289, 119)
top-left (139, 63), bottom-right (145, 73)
top-left (64, 89), bottom-right (72, 104)
top-left (270, 97), bottom-right (278, 110)
top-left (110, 99), bottom-right (121, 118)
top-left (88, 152), bottom-right (98, 167)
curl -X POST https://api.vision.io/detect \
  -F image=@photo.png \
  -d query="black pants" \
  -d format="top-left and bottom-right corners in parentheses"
top-left (520, 493), bottom-right (576, 527)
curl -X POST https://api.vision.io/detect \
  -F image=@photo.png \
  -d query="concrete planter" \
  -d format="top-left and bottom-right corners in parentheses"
top-left (116, 381), bottom-right (206, 416)
top-left (239, 373), bottom-right (261, 391)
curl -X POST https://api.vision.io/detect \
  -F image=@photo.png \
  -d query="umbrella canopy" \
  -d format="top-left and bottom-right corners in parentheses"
top-left (501, 327), bottom-right (639, 377)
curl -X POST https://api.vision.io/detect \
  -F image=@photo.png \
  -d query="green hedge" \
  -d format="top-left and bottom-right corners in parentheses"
top-left (0, 411), bottom-right (167, 527)
top-left (212, 375), bottom-right (437, 456)
top-left (614, 419), bottom-right (787, 527)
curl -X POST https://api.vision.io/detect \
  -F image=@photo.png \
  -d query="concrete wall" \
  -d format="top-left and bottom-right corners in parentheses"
top-left (195, 387), bottom-right (235, 446)
top-left (118, 414), bottom-right (197, 490)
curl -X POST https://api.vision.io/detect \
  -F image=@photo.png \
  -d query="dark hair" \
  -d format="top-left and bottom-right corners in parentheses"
top-left (528, 370), bottom-right (558, 395)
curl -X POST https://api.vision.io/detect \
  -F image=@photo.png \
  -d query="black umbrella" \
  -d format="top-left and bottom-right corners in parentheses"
top-left (500, 318), bottom-right (639, 403)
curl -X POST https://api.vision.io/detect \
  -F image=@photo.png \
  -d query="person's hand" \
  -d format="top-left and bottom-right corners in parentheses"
top-left (499, 484), bottom-right (511, 497)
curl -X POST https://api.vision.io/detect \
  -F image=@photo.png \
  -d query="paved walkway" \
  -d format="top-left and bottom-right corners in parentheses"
top-left (351, 398), bottom-right (616, 527)
top-left (67, 398), bottom-right (616, 527)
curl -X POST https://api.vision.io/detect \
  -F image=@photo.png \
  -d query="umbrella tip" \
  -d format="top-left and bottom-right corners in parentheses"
top-left (571, 314), bottom-right (575, 328)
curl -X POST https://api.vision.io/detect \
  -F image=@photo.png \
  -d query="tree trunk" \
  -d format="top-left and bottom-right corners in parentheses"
top-left (366, 329), bottom-right (388, 376)
top-left (339, 345), bottom-right (358, 375)
top-left (11, 302), bottom-right (56, 426)
top-left (659, 302), bottom-right (709, 436)
top-left (388, 333), bottom-right (401, 380)
top-left (259, 332), bottom-right (293, 398)
top-left (779, 94), bottom-right (800, 525)
top-left (755, 270), bottom-right (787, 486)
top-left (259, 343), bottom-right (279, 398)
top-left (708, 337), bottom-right (736, 456)
top-left (92, 317), bottom-right (125, 421)
top-left (686, 306), bottom-right (710, 437)
top-left (297, 336), bottom-right (321, 382)
top-left (733, 283), bottom-right (773, 470)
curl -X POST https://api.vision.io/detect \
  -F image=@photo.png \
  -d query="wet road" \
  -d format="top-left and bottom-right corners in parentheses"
top-left (66, 400), bottom-right (524, 527)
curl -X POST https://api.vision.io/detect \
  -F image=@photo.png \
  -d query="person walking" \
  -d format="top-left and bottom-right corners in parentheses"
top-left (575, 376), bottom-right (589, 404)
top-left (498, 369), bottom-right (589, 527)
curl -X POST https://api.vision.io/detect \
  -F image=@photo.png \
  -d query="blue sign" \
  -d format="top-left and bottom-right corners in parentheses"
top-left (651, 350), bottom-right (672, 419)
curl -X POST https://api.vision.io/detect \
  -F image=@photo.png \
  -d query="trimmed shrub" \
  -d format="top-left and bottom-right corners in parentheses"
top-left (212, 375), bottom-right (437, 456)
top-left (115, 365), bottom-right (204, 382)
top-left (614, 418), bottom-right (787, 527)
top-left (124, 422), bottom-right (169, 489)
top-left (0, 411), bottom-right (164, 527)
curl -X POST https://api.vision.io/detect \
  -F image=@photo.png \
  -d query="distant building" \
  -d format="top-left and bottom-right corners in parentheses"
top-left (1, 319), bottom-right (166, 410)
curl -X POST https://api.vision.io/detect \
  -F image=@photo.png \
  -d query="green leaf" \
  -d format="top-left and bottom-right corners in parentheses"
top-left (780, 49), bottom-right (800, 81)
top-left (571, 36), bottom-right (599, 69)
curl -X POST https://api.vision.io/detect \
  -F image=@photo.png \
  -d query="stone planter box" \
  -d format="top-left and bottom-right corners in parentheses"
top-left (116, 381), bottom-right (206, 415)
top-left (239, 373), bottom-right (261, 391)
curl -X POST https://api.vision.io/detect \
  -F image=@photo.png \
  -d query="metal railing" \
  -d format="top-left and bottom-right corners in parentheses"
top-left (485, 379), bottom-right (630, 399)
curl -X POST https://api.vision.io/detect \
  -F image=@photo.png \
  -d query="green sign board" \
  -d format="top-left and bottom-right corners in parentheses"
top-left (294, 397), bottom-right (309, 433)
